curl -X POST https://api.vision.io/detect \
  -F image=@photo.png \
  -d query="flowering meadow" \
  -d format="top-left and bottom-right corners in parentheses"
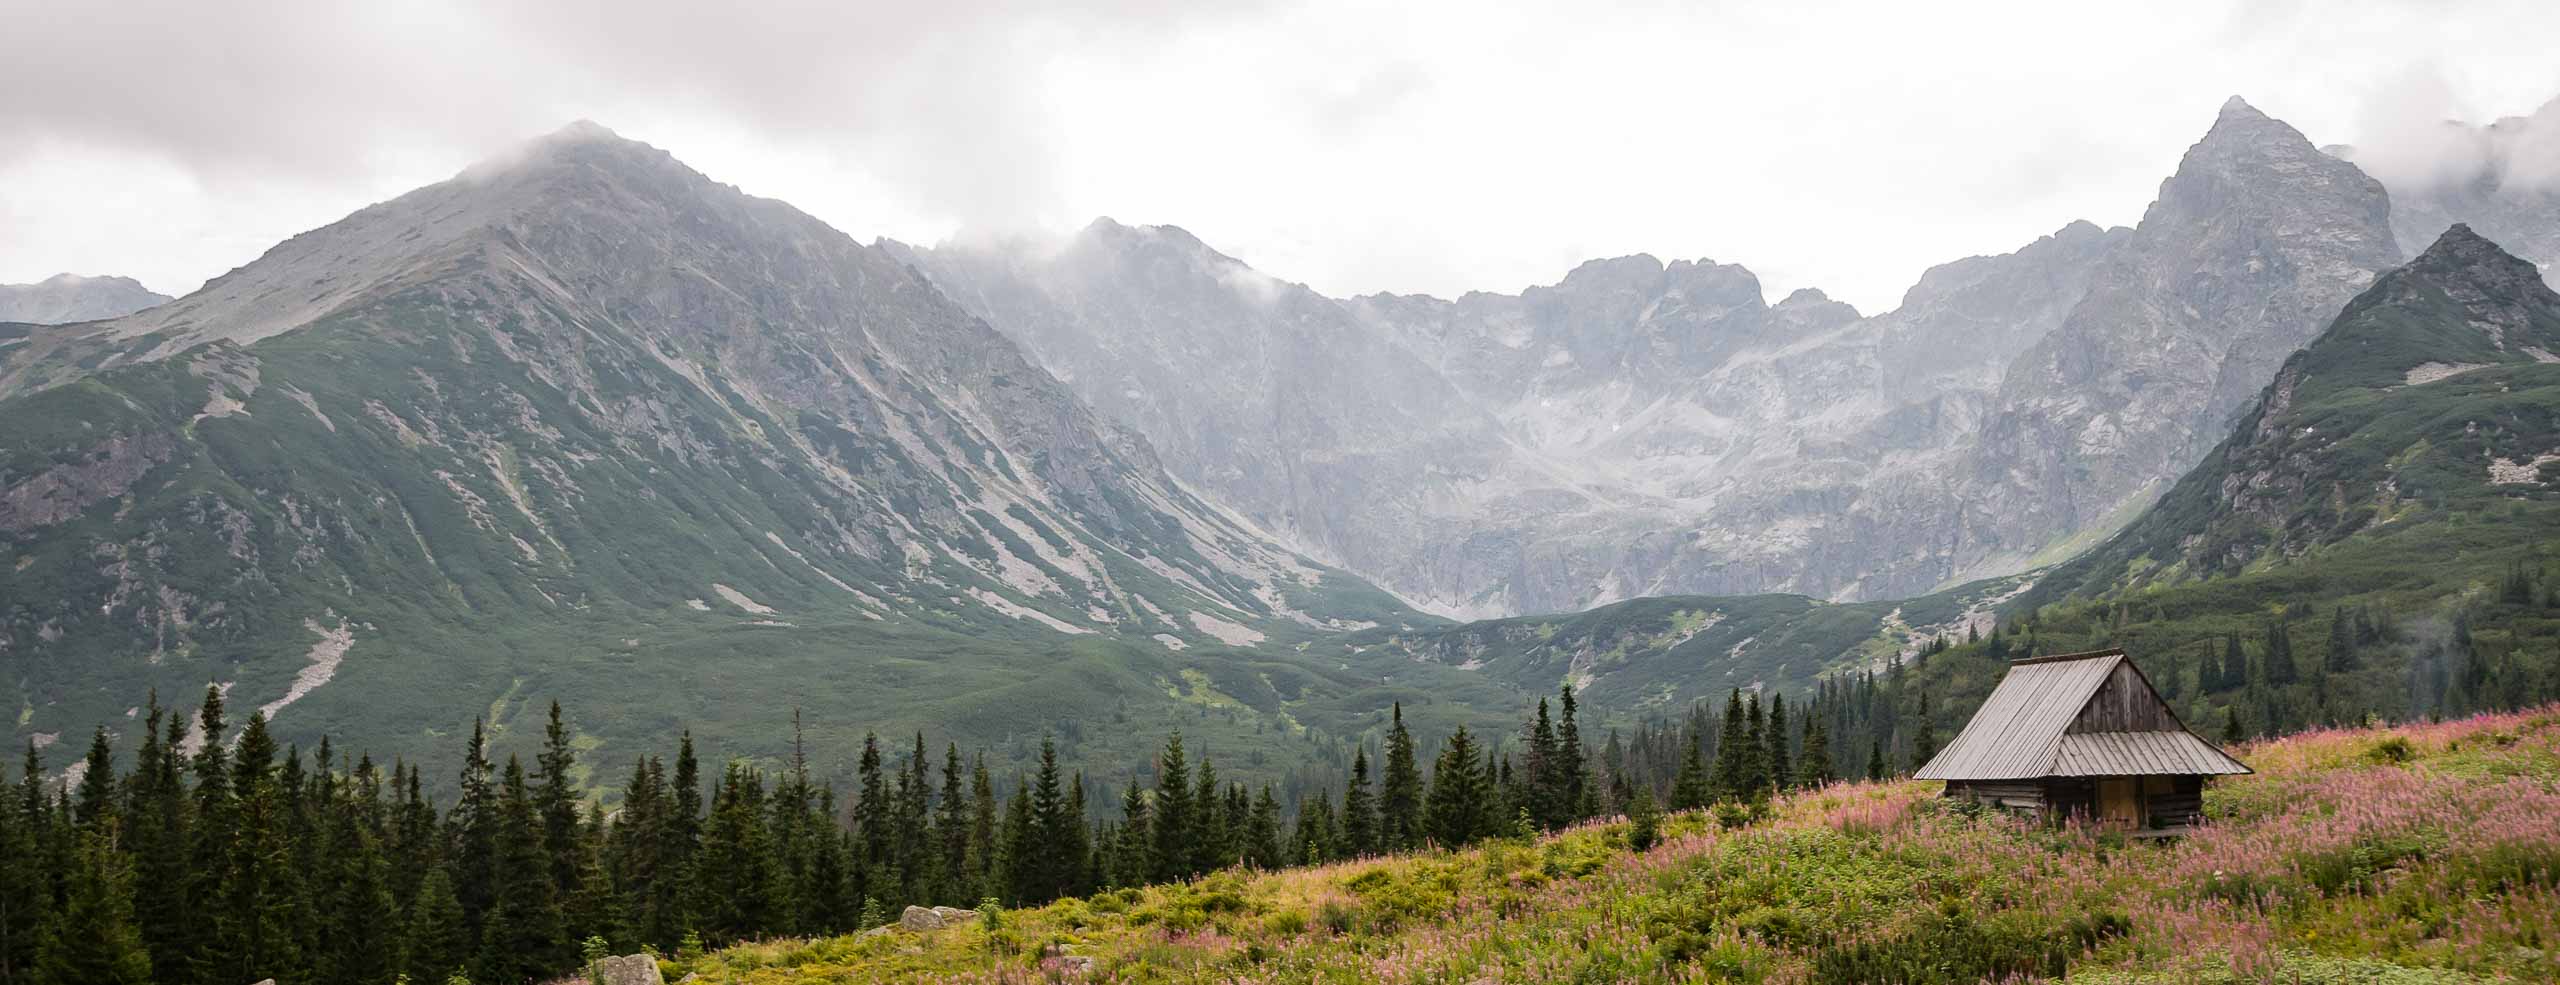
top-left (669, 706), bottom-right (2560, 984)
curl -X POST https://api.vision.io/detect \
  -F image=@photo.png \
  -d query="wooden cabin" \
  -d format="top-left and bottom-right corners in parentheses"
top-left (1914, 648), bottom-right (2248, 833)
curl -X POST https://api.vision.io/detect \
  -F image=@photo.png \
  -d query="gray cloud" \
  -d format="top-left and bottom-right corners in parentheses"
top-left (0, 0), bottom-right (1263, 226)
top-left (4, 0), bottom-right (2558, 309)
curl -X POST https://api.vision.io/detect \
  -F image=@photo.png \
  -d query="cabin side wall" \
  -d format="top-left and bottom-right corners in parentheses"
top-left (2145, 775), bottom-right (2206, 828)
top-left (1948, 776), bottom-right (2206, 829)
top-left (1944, 780), bottom-right (2047, 811)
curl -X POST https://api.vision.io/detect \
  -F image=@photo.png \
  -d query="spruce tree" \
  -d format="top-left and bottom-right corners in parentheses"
top-left (72, 728), bottom-right (115, 831)
top-left (315, 773), bottom-right (401, 985)
top-left (1025, 738), bottom-right (1076, 903)
top-left (1907, 690), bottom-right (1940, 772)
top-left (1148, 734), bottom-right (1194, 884)
top-left (1191, 757), bottom-right (1229, 874)
top-left (534, 701), bottom-right (583, 907)
top-left (691, 763), bottom-right (775, 943)
top-left (1741, 693), bottom-right (1770, 799)
top-left (893, 733), bottom-right (931, 905)
top-left (1765, 695), bottom-right (1792, 794)
top-left (1422, 726), bottom-right (1489, 848)
top-left (1711, 690), bottom-right (1750, 800)
top-left (1060, 774), bottom-right (1090, 899)
top-left (0, 746), bottom-right (51, 983)
top-left (1523, 698), bottom-right (1560, 829)
top-left (852, 733), bottom-right (889, 902)
top-left (449, 718), bottom-right (498, 932)
top-left (1669, 733), bottom-right (1711, 810)
top-left (31, 830), bottom-right (151, 985)
top-left (222, 712), bottom-right (307, 985)
top-left (564, 801), bottom-right (627, 950)
top-left (997, 777), bottom-right (1034, 905)
top-left (1798, 718), bottom-right (1835, 787)
top-left (182, 686), bottom-right (236, 982)
top-left (1339, 746), bottom-right (1377, 857)
top-left (1291, 791), bottom-right (1336, 865)
top-left (2326, 606), bottom-right (2360, 673)
top-left (1379, 704), bottom-right (1423, 852)
top-left (126, 700), bottom-right (190, 978)
top-left (1244, 787), bottom-right (1283, 868)
top-left (481, 756), bottom-right (569, 982)
top-left (935, 744), bottom-right (969, 905)
top-left (965, 753), bottom-right (998, 901)
top-left (1111, 783), bottom-right (1150, 888)
top-left (1557, 686), bottom-right (1591, 823)
top-left (1625, 785), bottom-right (1661, 852)
top-left (402, 868), bottom-right (471, 985)
top-left (2266, 622), bottom-right (2298, 685)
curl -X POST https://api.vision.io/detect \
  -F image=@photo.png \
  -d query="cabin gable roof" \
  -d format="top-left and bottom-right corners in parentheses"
top-left (1913, 648), bottom-right (2251, 781)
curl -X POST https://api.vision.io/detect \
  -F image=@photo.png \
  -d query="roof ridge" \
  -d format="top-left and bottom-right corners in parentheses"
top-left (2009, 647), bottom-right (2126, 665)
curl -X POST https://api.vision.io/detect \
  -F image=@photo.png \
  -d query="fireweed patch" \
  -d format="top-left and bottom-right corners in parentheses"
top-left (674, 706), bottom-right (2560, 984)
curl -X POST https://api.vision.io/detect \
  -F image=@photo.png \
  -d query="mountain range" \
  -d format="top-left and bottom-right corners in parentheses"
top-left (0, 124), bottom-right (1498, 787)
top-left (903, 97), bottom-right (2550, 620)
top-left (3, 96), bottom-right (2555, 792)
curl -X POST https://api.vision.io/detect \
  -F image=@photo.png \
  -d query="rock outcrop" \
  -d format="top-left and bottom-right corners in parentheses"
top-left (907, 97), bottom-right (2432, 618)
top-left (590, 953), bottom-right (665, 985)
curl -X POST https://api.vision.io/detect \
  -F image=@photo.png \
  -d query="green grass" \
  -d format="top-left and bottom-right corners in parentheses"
top-left (665, 706), bottom-right (2560, 985)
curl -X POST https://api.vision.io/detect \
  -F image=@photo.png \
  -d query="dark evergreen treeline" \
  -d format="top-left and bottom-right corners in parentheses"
top-left (11, 579), bottom-right (2558, 985)
top-left (0, 683), bottom-right (1640, 985)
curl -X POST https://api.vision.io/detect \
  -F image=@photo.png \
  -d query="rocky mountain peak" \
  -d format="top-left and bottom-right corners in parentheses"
top-left (0, 272), bottom-right (170, 325)
top-left (2288, 223), bottom-right (2560, 398)
top-left (2405, 223), bottom-right (2540, 281)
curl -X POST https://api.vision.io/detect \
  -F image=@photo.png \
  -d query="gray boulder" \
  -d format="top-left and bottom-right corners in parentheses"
top-left (899, 904), bottom-right (946, 931)
top-left (590, 953), bottom-right (665, 985)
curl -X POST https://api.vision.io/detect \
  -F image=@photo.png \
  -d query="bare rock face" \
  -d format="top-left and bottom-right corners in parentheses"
top-left (1940, 96), bottom-right (2403, 585)
top-left (910, 96), bottom-right (2411, 620)
top-left (0, 273), bottom-right (168, 325)
top-left (590, 953), bottom-right (665, 985)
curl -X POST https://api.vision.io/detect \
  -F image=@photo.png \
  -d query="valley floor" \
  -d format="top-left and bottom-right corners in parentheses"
top-left (665, 706), bottom-right (2560, 984)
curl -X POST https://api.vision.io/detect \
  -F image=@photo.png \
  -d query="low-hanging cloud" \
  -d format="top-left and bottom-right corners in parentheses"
top-left (6, 0), bottom-right (2560, 308)
top-left (0, 0), bottom-right (1267, 230)
top-left (2347, 63), bottom-right (2560, 194)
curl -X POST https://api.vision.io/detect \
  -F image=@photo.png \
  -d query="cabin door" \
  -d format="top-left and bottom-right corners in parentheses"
top-left (2096, 778), bottom-right (2141, 827)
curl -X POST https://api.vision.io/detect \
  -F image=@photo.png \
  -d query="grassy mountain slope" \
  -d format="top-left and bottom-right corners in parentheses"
top-left (0, 125), bottom-right (1510, 793)
top-left (1345, 576), bottom-right (2029, 714)
top-left (1370, 225), bottom-right (2560, 757)
top-left (670, 705), bottom-right (2560, 984)
top-left (2027, 223), bottom-right (2560, 601)
top-left (1881, 225), bottom-right (2560, 753)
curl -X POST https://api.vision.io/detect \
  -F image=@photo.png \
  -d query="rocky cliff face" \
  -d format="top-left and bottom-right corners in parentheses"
top-left (0, 273), bottom-right (168, 324)
top-left (2028, 224), bottom-right (2560, 602)
top-left (0, 124), bottom-right (1432, 776)
top-left (884, 221), bottom-right (1514, 602)
top-left (1941, 97), bottom-right (2404, 585)
top-left (910, 98), bottom-right (2432, 616)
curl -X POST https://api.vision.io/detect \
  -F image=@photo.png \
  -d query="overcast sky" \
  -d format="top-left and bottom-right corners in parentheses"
top-left (4, 0), bottom-right (2557, 314)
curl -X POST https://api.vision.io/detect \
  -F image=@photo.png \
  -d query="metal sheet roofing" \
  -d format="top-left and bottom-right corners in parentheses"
top-left (1913, 649), bottom-right (2250, 781)
top-left (2052, 731), bottom-right (2250, 777)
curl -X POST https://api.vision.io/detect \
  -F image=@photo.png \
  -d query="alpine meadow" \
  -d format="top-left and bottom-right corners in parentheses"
top-left (5, 5), bottom-right (2560, 984)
